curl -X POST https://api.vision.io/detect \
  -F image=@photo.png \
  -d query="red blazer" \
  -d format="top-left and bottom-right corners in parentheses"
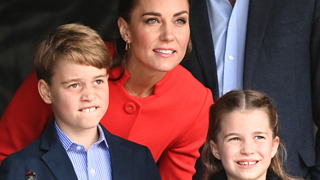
top-left (0, 61), bottom-right (213, 179)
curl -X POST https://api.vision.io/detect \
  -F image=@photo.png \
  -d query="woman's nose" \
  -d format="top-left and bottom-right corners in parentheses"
top-left (160, 22), bottom-right (174, 42)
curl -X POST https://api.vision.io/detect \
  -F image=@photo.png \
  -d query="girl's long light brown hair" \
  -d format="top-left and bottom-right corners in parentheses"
top-left (202, 90), bottom-right (303, 180)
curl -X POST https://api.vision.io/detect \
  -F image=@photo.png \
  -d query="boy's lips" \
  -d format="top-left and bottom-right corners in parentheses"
top-left (79, 106), bottom-right (98, 112)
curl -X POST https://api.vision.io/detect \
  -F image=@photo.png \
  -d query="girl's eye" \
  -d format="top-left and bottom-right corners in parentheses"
top-left (255, 136), bottom-right (265, 140)
top-left (176, 18), bottom-right (187, 24)
top-left (146, 18), bottom-right (158, 24)
top-left (69, 84), bottom-right (79, 88)
top-left (94, 80), bottom-right (103, 85)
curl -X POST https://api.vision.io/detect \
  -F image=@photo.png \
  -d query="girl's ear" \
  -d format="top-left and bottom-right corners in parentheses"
top-left (38, 79), bottom-right (52, 104)
top-left (271, 136), bottom-right (280, 158)
top-left (118, 17), bottom-right (131, 43)
top-left (210, 140), bottom-right (221, 160)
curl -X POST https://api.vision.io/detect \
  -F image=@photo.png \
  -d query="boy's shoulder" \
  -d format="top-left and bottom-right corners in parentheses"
top-left (1, 137), bottom-right (43, 166)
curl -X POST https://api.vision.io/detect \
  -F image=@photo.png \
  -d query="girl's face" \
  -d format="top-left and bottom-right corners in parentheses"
top-left (118, 0), bottom-right (190, 73)
top-left (210, 110), bottom-right (279, 180)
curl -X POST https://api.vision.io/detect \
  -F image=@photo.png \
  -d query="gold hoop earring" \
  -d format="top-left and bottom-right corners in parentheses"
top-left (125, 41), bottom-right (131, 50)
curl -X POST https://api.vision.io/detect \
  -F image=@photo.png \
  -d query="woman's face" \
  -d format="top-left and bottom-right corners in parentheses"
top-left (119, 0), bottom-right (190, 73)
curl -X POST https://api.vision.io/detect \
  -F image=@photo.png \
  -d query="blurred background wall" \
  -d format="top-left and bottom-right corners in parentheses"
top-left (0, 0), bottom-right (120, 117)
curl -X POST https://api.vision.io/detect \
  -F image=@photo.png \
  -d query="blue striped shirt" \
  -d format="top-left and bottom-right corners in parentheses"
top-left (55, 121), bottom-right (112, 180)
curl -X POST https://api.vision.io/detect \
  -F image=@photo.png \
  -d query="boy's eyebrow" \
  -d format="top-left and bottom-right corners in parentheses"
top-left (61, 78), bottom-right (81, 85)
top-left (61, 74), bottom-right (108, 85)
top-left (141, 10), bottom-right (189, 17)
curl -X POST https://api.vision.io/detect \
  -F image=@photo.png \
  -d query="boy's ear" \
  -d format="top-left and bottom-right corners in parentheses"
top-left (271, 136), bottom-right (280, 158)
top-left (210, 140), bottom-right (221, 160)
top-left (118, 17), bottom-right (131, 43)
top-left (38, 79), bottom-right (52, 104)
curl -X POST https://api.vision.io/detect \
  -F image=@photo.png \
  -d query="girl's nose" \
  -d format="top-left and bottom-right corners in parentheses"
top-left (240, 140), bottom-right (255, 155)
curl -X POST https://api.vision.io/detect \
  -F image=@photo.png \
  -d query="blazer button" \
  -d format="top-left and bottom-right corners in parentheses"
top-left (124, 102), bottom-right (136, 114)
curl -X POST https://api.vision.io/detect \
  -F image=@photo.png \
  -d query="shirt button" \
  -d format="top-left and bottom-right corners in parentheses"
top-left (124, 102), bottom-right (136, 114)
top-left (230, 22), bottom-right (233, 27)
top-left (229, 55), bottom-right (234, 61)
top-left (76, 146), bottom-right (81, 151)
top-left (90, 168), bottom-right (95, 176)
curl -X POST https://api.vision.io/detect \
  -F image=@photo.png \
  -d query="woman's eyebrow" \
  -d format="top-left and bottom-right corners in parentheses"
top-left (141, 10), bottom-right (188, 17)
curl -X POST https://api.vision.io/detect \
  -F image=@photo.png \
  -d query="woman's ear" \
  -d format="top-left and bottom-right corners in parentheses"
top-left (38, 79), bottom-right (52, 104)
top-left (118, 17), bottom-right (131, 43)
top-left (210, 140), bottom-right (221, 160)
top-left (271, 136), bottom-right (280, 158)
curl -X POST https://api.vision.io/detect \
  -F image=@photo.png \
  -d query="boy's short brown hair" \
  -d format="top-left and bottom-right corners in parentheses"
top-left (34, 23), bottom-right (112, 85)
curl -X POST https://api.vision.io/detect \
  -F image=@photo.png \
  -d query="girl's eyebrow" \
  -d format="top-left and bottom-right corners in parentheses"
top-left (224, 133), bottom-right (239, 139)
top-left (142, 10), bottom-right (189, 17)
top-left (253, 131), bottom-right (268, 135)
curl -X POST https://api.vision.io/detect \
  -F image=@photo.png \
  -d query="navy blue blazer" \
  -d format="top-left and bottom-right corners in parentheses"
top-left (0, 122), bottom-right (161, 180)
top-left (182, 0), bottom-right (320, 179)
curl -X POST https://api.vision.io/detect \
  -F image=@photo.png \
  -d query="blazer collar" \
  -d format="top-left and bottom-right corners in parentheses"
top-left (40, 122), bottom-right (135, 180)
top-left (101, 124), bottom-right (134, 180)
top-left (244, 0), bottom-right (273, 84)
top-left (40, 121), bottom-right (78, 180)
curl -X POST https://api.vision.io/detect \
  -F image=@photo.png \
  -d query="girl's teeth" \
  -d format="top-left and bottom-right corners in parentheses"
top-left (238, 161), bottom-right (256, 165)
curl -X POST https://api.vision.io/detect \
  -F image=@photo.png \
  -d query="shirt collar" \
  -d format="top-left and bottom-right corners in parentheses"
top-left (55, 120), bottom-right (109, 150)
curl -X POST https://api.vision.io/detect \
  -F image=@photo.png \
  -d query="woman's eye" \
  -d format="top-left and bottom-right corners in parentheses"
top-left (69, 84), bottom-right (79, 88)
top-left (94, 80), bottom-right (103, 85)
top-left (146, 18), bottom-right (158, 24)
top-left (176, 18), bottom-right (187, 24)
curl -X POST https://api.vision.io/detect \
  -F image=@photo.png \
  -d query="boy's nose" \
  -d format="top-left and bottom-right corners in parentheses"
top-left (81, 87), bottom-right (96, 101)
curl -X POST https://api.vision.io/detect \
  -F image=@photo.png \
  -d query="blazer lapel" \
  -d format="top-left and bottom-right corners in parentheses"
top-left (40, 122), bottom-right (78, 180)
top-left (243, 0), bottom-right (273, 86)
top-left (190, 0), bottom-right (219, 100)
top-left (103, 126), bottom-right (133, 180)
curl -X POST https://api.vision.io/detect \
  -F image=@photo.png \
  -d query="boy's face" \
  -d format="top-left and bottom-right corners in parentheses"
top-left (38, 60), bottom-right (109, 134)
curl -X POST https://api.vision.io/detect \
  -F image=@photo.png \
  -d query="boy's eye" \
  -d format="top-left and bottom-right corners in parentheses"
top-left (229, 137), bottom-right (240, 141)
top-left (146, 18), bottom-right (158, 24)
top-left (94, 80), bottom-right (103, 85)
top-left (69, 84), bottom-right (79, 88)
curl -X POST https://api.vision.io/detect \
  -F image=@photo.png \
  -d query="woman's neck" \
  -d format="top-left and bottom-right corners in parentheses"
top-left (125, 62), bottom-right (167, 97)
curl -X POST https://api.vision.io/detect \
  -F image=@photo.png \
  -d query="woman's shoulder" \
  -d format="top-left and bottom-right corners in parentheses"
top-left (170, 65), bottom-right (210, 91)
